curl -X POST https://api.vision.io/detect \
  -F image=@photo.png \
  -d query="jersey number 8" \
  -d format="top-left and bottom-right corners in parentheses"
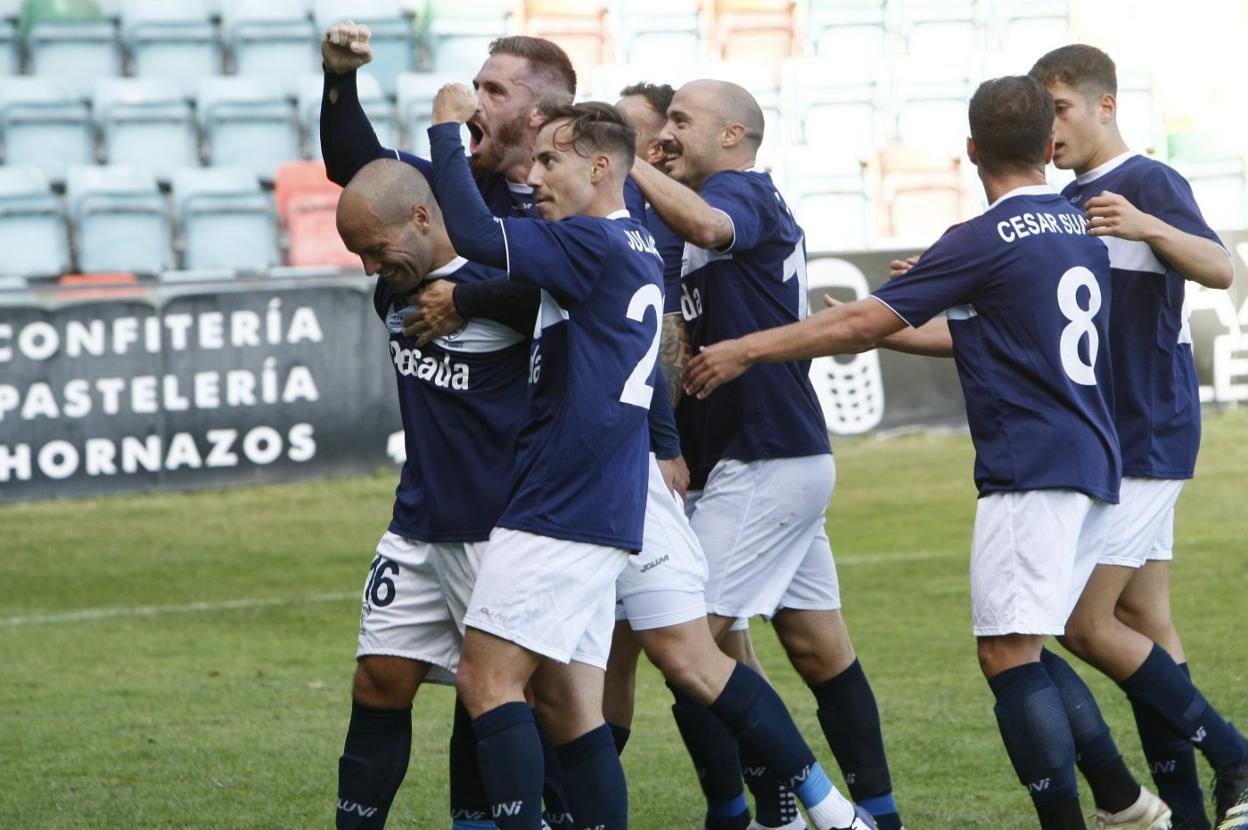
top-left (1057, 266), bottom-right (1102, 386)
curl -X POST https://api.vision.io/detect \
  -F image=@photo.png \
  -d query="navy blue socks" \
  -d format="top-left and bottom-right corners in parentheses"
top-left (810, 660), bottom-right (902, 830)
top-left (1131, 662), bottom-right (1209, 829)
top-left (670, 685), bottom-right (752, 829)
top-left (555, 725), bottom-right (630, 830)
top-left (1040, 648), bottom-right (1139, 814)
top-left (1121, 644), bottom-right (1248, 772)
top-left (449, 696), bottom-right (493, 828)
top-left (988, 663), bottom-right (1082, 828)
top-left (336, 701), bottom-right (412, 829)
top-left (472, 702), bottom-right (545, 829)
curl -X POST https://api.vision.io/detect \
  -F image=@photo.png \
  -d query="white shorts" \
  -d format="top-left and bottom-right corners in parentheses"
top-left (685, 489), bottom-right (749, 632)
top-left (464, 528), bottom-right (631, 670)
top-left (689, 454), bottom-right (842, 620)
top-left (1097, 477), bottom-right (1184, 567)
top-left (969, 490), bottom-right (1110, 637)
top-left (614, 455), bottom-right (710, 631)
top-left (356, 532), bottom-right (486, 684)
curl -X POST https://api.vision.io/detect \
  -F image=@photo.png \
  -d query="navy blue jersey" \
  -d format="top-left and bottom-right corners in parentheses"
top-left (676, 169), bottom-right (831, 486)
top-left (645, 205), bottom-right (686, 315)
top-left (375, 258), bottom-right (531, 542)
top-left (1062, 153), bottom-right (1223, 479)
top-left (873, 185), bottom-right (1121, 502)
top-left (495, 211), bottom-right (665, 551)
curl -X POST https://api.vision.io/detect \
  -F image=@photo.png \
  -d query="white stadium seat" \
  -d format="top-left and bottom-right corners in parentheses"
top-left (0, 77), bottom-right (95, 183)
top-left (0, 164), bottom-right (70, 277)
top-left (198, 76), bottom-right (300, 183)
top-left (67, 165), bottom-right (172, 274)
top-left (222, 0), bottom-right (318, 96)
top-left (94, 77), bottom-right (199, 183)
top-left (172, 167), bottom-right (280, 272)
top-left (121, 0), bottom-right (223, 97)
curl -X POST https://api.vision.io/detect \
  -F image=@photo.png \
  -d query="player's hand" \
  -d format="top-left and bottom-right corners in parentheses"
top-left (321, 22), bottom-right (373, 74)
top-left (1084, 191), bottom-right (1157, 241)
top-left (821, 293), bottom-right (843, 309)
top-left (684, 340), bottom-right (750, 399)
top-left (433, 84), bottom-right (479, 126)
top-left (889, 254), bottom-right (920, 279)
top-left (404, 279), bottom-right (465, 346)
top-left (657, 455), bottom-right (690, 502)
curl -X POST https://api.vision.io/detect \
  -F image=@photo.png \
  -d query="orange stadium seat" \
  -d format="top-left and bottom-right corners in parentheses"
top-left (274, 159), bottom-right (339, 227)
top-left (871, 142), bottom-right (969, 244)
top-left (287, 190), bottom-right (357, 268)
top-left (710, 0), bottom-right (797, 84)
top-left (520, 0), bottom-right (609, 87)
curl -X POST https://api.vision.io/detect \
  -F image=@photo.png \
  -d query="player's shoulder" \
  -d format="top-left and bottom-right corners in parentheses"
top-left (372, 276), bottom-right (394, 320)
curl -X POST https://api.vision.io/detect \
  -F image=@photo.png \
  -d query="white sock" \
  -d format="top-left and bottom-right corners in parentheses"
top-left (805, 787), bottom-right (856, 830)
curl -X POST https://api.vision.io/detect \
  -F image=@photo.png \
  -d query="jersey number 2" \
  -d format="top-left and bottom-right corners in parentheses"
top-left (1057, 266), bottom-right (1102, 386)
top-left (619, 283), bottom-right (664, 408)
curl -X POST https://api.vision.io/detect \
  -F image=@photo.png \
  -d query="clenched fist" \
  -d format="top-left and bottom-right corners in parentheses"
top-left (322, 22), bottom-right (373, 74)
top-left (433, 83), bottom-right (479, 126)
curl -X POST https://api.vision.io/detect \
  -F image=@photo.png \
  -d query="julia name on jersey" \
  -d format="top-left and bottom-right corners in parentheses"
top-left (996, 210), bottom-right (1089, 243)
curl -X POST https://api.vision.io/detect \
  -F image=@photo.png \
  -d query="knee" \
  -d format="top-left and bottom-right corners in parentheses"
top-left (454, 655), bottom-right (494, 716)
top-left (977, 637), bottom-right (1041, 679)
top-left (353, 658), bottom-right (419, 709)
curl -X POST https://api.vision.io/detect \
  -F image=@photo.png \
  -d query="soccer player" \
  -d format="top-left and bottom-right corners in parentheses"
top-left (428, 87), bottom-right (879, 830)
top-left (333, 158), bottom-right (530, 829)
top-left (1029, 45), bottom-right (1247, 830)
top-left (629, 79), bottom-right (906, 830)
top-left (683, 74), bottom-right (1159, 830)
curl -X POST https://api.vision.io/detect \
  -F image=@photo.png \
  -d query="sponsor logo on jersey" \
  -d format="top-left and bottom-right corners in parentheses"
top-left (389, 341), bottom-right (470, 390)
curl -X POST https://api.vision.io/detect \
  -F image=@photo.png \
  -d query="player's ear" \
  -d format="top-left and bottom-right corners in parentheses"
top-left (410, 203), bottom-right (432, 233)
top-left (1043, 134), bottom-right (1056, 165)
top-left (966, 136), bottom-right (978, 167)
top-left (721, 122), bottom-right (746, 150)
top-left (645, 138), bottom-right (665, 166)
top-left (1098, 92), bottom-right (1116, 124)
top-left (589, 152), bottom-right (611, 184)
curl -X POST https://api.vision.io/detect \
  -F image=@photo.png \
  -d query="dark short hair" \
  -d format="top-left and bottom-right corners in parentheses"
top-left (488, 36), bottom-right (577, 97)
top-left (618, 81), bottom-right (675, 120)
top-left (537, 100), bottom-right (637, 169)
top-left (1029, 44), bottom-right (1117, 98)
top-left (968, 75), bottom-right (1055, 176)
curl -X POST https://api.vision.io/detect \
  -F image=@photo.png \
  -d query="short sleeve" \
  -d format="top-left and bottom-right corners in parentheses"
top-left (1133, 165), bottom-right (1225, 248)
top-left (499, 216), bottom-right (610, 305)
top-left (871, 222), bottom-right (990, 328)
top-left (699, 172), bottom-right (766, 253)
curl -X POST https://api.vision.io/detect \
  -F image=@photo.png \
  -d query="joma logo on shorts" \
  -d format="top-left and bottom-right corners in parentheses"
top-left (639, 554), bottom-right (669, 573)
top-left (493, 800), bottom-right (525, 817)
top-left (337, 799), bottom-right (378, 818)
top-left (390, 341), bottom-right (469, 389)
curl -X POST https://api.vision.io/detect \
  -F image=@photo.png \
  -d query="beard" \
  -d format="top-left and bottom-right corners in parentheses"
top-left (469, 112), bottom-right (529, 175)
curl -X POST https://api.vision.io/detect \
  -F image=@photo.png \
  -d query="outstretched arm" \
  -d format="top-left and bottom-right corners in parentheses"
top-left (684, 297), bottom-right (907, 398)
top-left (819, 293), bottom-right (952, 357)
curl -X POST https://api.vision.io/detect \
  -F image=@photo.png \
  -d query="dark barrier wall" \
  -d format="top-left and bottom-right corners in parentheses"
top-left (3, 233), bottom-right (1246, 502)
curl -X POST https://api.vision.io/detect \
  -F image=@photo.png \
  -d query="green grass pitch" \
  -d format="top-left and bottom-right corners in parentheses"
top-left (3, 412), bottom-right (1246, 828)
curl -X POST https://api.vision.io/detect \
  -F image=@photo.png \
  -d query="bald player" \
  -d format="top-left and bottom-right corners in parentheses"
top-left (333, 158), bottom-right (531, 829)
top-left (630, 79), bottom-right (907, 830)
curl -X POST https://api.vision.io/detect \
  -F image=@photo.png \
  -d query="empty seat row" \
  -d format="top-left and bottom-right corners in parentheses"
top-left (0, 0), bottom-right (417, 96)
top-left (0, 161), bottom-right (358, 276)
top-left (0, 73), bottom-right (396, 182)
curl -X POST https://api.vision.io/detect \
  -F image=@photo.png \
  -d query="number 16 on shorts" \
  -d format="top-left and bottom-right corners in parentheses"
top-left (361, 554), bottom-right (399, 621)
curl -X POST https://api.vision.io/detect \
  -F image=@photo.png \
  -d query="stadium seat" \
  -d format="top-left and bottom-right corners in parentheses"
top-left (172, 167), bottom-right (280, 272)
top-left (397, 70), bottom-right (471, 157)
top-left (423, 0), bottom-right (512, 76)
top-left (0, 77), bottom-right (95, 183)
top-left (710, 0), bottom-right (797, 85)
top-left (22, 0), bottom-right (122, 95)
top-left (66, 165), bottom-right (172, 274)
top-left (891, 56), bottom-right (974, 161)
top-left (287, 189), bottom-right (357, 267)
top-left (872, 142), bottom-right (968, 244)
top-left (804, 0), bottom-right (888, 77)
top-left (0, 164), bottom-right (70, 277)
top-left (300, 71), bottom-right (397, 160)
top-left (782, 58), bottom-right (881, 165)
top-left (1172, 158), bottom-right (1248, 232)
top-left (198, 76), bottom-right (300, 183)
top-left (0, 18), bottom-right (17, 75)
top-left (314, 0), bottom-right (414, 96)
top-left (783, 145), bottom-right (871, 253)
top-left (222, 0), bottom-right (318, 96)
top-left (615, 0), bottom-right (701, 68)
top-left (805, 256), bottom-right (886, 435)
top-left (274, 159), bottom-right (337, 224)
top-left (1117, 70), bottom-right (1164, 159)
top-left (93, 78), bottom-right (198, 183)
top-left (990, 0), bottom-right (1069, 57)
top-left (121, 0), bottom-right (223, 97)
top-left (519, 0), bottom-right (609, 84)
top-left (896, 0), bottom-right (981, 62)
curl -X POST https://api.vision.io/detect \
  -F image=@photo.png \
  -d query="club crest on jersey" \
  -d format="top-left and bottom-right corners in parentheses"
top-left (389, 341), bottom-right (470, 389)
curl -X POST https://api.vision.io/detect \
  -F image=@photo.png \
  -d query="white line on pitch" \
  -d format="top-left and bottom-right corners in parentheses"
top-left (0, 592), bottom-right (358, 628)
top-left (836, 550), bottom-right (960, 566)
